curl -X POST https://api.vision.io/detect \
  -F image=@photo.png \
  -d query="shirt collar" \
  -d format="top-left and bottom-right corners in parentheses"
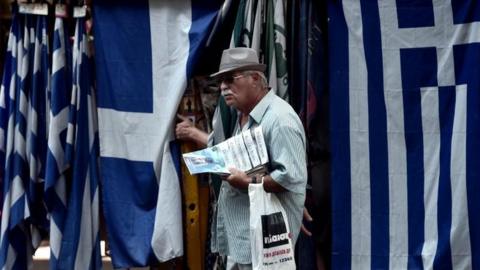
top-left (249, 90), bottom-right (275, 124)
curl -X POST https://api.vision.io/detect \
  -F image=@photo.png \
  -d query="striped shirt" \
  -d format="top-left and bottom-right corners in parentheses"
top-left (211, 90), bottom-right (307, 264)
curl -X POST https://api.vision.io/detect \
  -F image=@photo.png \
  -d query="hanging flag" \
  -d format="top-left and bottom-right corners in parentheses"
top-left (265, 0), bottom-right (288, 101)
top-left (53, 15), bottom-right (102, 270)
top-left (26, 14), bottom-right (50, 239)
top-left (0, 12), bottom-right (20, 208)
top-left (0, 12), bottom-right (30, 270)
top-left (230, 0), bottom-right (262, 51)
top-left (44, 12), bottom-right (72, 269)
top-left (329, 1), bottom-right (480, 269)
top-left (0, 12), bottom-right (50, 269)
top-left (93, 0), bottom-right (222, 268)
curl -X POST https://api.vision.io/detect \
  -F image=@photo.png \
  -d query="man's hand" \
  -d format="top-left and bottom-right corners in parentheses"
top-left (300, 208), bottom-right (314, 236)
top-left (175, 114), bottom-right (208, 147)
top-left (226, 167), bottom-right (250, 190)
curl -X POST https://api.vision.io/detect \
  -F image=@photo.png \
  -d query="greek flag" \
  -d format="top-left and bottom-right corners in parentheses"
top-left (0, 12), bottom-right (50, 270)
top-left (44, 14), bottom-right (72, 269)
top-left (93, 0), bottom-right (221, 268)
top-left (50, 16), bottom-right (101, 270)
top-left (330, 1), bottom-right (480, 269)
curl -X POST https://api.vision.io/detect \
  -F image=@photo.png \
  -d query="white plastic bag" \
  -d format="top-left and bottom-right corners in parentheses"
top-left (249, 182), bottom-right (296, 270)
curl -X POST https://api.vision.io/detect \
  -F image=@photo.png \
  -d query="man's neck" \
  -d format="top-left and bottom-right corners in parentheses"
top-left (239, 113), bottom-right (249, 128)
top-left (239, 89), bottom-right (268, 116)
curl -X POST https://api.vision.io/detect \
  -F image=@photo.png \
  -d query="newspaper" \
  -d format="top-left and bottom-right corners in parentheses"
top-left (183, 126), bottom-right (269, 175)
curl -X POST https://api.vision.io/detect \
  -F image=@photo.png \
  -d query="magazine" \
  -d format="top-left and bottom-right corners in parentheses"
top-left (182, 126), bottom-right (269, 175)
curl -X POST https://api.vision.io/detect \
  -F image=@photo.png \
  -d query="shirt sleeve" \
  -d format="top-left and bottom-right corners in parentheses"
top-left (268, 122), bottom-right (307, 194)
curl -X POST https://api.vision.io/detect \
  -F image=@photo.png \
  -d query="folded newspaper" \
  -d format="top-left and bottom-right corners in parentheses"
top-left (182, 126), bottom-right (269, 175)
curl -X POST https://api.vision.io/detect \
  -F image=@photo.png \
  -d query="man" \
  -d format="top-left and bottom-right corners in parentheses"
top-left (176, 47), bottom-right (307, 269)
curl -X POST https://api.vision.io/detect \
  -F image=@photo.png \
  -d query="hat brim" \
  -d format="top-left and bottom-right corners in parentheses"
top-left (210, 64), bottom-right (266, 78)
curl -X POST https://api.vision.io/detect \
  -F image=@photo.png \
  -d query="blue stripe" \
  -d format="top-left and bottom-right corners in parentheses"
top-left (99, 157), bottom-right (158, 268)
top-left (454, 43), bottom-right (480, 270)
top-left (328, 1), bottom-right (351, 269)
top-left (187, 0), bottom-right (222, 77)
top-left (359, 1), bottom-right (389, 268)
top-left (10, 226), bottom-right (27, 270)
top-left (433, 86), bottom-right (455, 270)
top-left (94, 0), bottom-right (153, 113)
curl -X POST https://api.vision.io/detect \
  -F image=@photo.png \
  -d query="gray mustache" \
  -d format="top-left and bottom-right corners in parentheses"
top-left (221, 89), bottom-right (233, 97)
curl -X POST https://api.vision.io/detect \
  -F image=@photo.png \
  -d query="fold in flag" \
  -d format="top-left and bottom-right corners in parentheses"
top-left (329, 1), bottom-right (480, 269)
top-left (93, 0), bottom-right (222, 268)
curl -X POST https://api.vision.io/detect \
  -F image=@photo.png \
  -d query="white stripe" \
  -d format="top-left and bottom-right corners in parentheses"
top-left (49, 218), bottom-right (62, 259)
top-left (74, 168), bottom-right (94, 270)
top-left (54, 175), bottom-right (67, 207)
top-left (151, 138), bottom-right (183, 260)
top-left (343, 1), bottom-right (371, 268)
top-left (272, 0), bottom-right (288, 101)
top-left (20, 26), bottom-right (29, 81)
top-left (48, 107), bottom-right (69, 173)
top-left (33, 29), bottom-right (42, 74)
top-left (450, 84), bottom-right (472, 268)
top-left (148, 0), bottom-right (186, 260)
top-left (14, 124), bottom-right (26, 159)
top-left (420, 87), bottom-right (440, 269)
top-left (0, 84), bottom-right (6, 108)
top-left (52, 49), bottom-right (65, 75)
top-left (4, 244), bottom-right (16, 270)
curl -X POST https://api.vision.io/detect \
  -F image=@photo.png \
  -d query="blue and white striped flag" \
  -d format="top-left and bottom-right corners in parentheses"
top-left (53, 16), bottom-right (101, 270)
top-left (44, 14), bottom-right (72, 269)
top-left (0, 12), bottom-right (20, 203)
top-left (93, 0), bottom-right (221, 267)
top-left (329, 1), bottom-right (480, 269)
top-left (0, 12), bottom-right (50, 269)
top-left (0, 12), bottom-right (29, 269)
top-left (27, 14), bottom-right (50, 238)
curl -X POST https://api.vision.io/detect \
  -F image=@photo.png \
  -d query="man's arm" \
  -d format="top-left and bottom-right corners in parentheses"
top-left (226, 168), bottom-right (286, 192)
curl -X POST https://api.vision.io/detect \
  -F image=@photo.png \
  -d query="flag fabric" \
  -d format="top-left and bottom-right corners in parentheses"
top-left (264, 0), bottom-right (288, 101)
top-left (93, 0), bottom-right (222, 268)
top-left (0, 12), bottom-right (50, 269)
top-left (44, 14), bottom-right (72, 269)
top-left (27, 14), bottom-right (50, 238)
top-left (0, 12), bottom-right (21, 269)
top-left (329, 1), bottom-right (480, 269)
top-left (231, 0), bottom-right (262, 52)
top-left (53, 16), bottom-right (102, 270)
top-left (229, 0), bottom-right (289, 101)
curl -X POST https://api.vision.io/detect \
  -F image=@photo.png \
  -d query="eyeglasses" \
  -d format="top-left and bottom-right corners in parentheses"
top-left (220, 74), bottom-right (248, 84)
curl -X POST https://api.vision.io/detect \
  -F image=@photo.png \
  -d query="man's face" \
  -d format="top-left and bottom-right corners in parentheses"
top-left (219, 72), bottom-right (254, 111)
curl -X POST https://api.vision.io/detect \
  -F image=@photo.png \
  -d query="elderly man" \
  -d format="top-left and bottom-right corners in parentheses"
top-left (176, 47), bottom-right (307, 269)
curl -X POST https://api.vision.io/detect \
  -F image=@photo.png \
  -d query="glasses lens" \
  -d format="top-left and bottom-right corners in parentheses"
top-left (222, 75), bottom-right (234, 84)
